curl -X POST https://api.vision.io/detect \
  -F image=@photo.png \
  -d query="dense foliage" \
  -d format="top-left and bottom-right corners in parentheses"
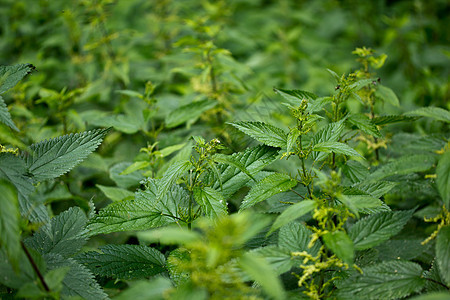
top-left (0, 0), bottom-right (449, 299)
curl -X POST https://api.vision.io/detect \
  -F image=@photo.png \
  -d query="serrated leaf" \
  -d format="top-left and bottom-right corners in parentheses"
top-left (268, 200), bottom-right (316, 235)
top-left (376, 239), bottom-right (427, 261)
top-left (157, 160), bottom-right (191, 200)
top-left (278, 221), bottom-right (321, 255)
top-left (310, 120), bottom-right (345, 161)
top-left (240, 173), bottom-right (297, 211)
top-left (25, 207), bottom-right (88, 258)
top-left (312, 141), bottom-right (363, 158)
top-left (45, 253), bottom-right (108, 300)
top-left (404, 107), bottom-right (450, 123)
top-left (239, 252), bottom-right (285, 300)
top-left (368, 154), bottom-right (436, 181)
top-left (0, 64), bottom-right (35, 94)
top-left (323, 231), bottom-right (354, 264)
top-left (375, 85), bottom-right (400, 107)
top-left (342, 160), bottom-right (370, 183)
top-left (372, 115), bottom-right (419, 126)
top-left (306, 97), bottom-right (333, 113)
top-left (0, 95), bottom-right (18, 131)
top-left (436, 226), bottom-right (450, 285)
top-left (336, 260), bottom-right (426, 300)
top-left (339, 194), bottom-right (383, 214)
top-left (0, 247), bottom-right (44, 289)
top-left (355, 181), bottom-right (398, 198)
top-left (87, 179), bottom-right (188, 235)
top-left (193, 186), bottom-right (227, 218)
top-left (212, 153), bottom-right (256, 181)
top-left (273, 88), bottom-right (317, 106)
top-left (211, 145), bottom-right (279, 198)
top-left (252, 246), bottom-right (294, 275)
top-left (286, 127), bottom-right (301, 153)
top-left (349, 210), bottom-right (414, 250)
top-left (113, 277), bottom-right (172, 300)
top-left (350, 78), bottom-right (375, 91)
top-left (24, 128), bottom-right (109, 181)
top-left (347, 113), bottom-right (382, 138)
top-left (436, 151), bottom-right (450, 207)
top-left (0, 180), bottom-right (20, 267)
top-left (0, 153), bottom-right (34, 198)
top-left (96, 184), bottom-right (134, 202)
top-left (229, 121), bottom-right (287, 148)
top-left (165, 99), bottom-right (217, 128)
top-left (119, 161), bottom-right (150, 175)
top-left (76, 245), bottom-right (166, 280)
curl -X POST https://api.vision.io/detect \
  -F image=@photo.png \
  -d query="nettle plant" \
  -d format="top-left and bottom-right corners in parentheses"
top-left (1, 46), bottom-right (449, 300)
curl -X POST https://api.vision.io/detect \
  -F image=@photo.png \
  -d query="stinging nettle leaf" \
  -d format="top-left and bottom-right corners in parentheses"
top-left (0, 180), bottom-right (20, 268)
top-left (372, 115), bottom-right (419, 126)
top-left (24, 128), bottom-right (109, 181)
top-left (165, 99), bottom-right (217, 128)
top-left (312, 141), bottom-right (363, 159)
top-left (212, 153), bottom-right (256, 181)
top-left (436, 226), bottom-right (450, 285)
top-left (268, 200), bottom-right (316, 235)
top-left (375, 85), bottom-right (400, 107)
top-left (76, 244), bottom-right (166, 280)
top-left (0, 64), bottom-right (35, 94)
top-left (0, 95), bottom-right (19, 131)
top-left (336, 260), bottom-right (426, 300)
top-left (157, 160), bottom-right (191, 200)
top-left (193, 186), bottom-right (227, 219)
top-left (96, 184), bottom-right (134, 202)
top-left (278, 221), bottom-right (321, 256)
top-left (349, 209), bottom-right (414, 250)
top-left (323, 230), bottom-right (354, 264)
top-left (404, 107), bottom-right (450, 123)
top-left (310, 120), bottom-right (345, 161)
top-left (239, 173), bottom-right (297, 211)
top-left (436, 151), bottom-right (450, 208)
top-left (347, 113), bottom-right (382, 138)
top-left (273, 88), bottom-right (317, 106)
top-left (228, 121), bottom-right (287, 148)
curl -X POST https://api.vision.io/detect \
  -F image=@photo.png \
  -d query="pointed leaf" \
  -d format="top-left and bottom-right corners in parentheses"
top-left (278, 221), bottom-right (321, 255)
top-left (96, 184), bottom-right (134, 202)
top-left (0, 95), bottom-right (18, 131)
top-left (349, 210), bottom-right (414, 250)
top-left (157, 160), bottom-right (191, 200)
top-left (404, 107), bottom-right (450, 123)
top-left (436, 226), bottom-right (450, 285)
top-left (0, 64), bottom-right (35, 94)
top-left (240, 173), bottom-right (297, 211)
top-left (372, 115), bottom-right (419, 126)
top-left (355, 181), bottom-right (398, 199)
top-left (76, 245), bottom-right (166, 280)
top-left (273, 88), bottom-right (317, 106)
top-left (310, 120), bottom-right (345, 161)
top-left (368, 154), bottom-right (435, 181)
top-left (212, 153), bottom-right (256, 181)
top-left (268, 200), bottom-right (316, 235)
top-left (348, 113), bottom-right (382, 138)
top-left (24, 128), bottom-right (109, 181)
top-left (193, 186), bottom-right (227, 218)
top-left (88, 179), bottom-right (188, 235)
top-left (337, 260), bottom-right (426, 300)
top-left (323, 231), bottom-right (354, 264)
top-left (25, 207), bottom-right (88, 257)
top-left (342, 160), bottom-right (370, 183)
top-left (0, 153), bottom-right (34, 198)
top-left (228, 121), bottom-right (287, 148)
top-left (313, 141), bottom-right (363, 158)
top-left (436, 151), bottom-right (450, 207)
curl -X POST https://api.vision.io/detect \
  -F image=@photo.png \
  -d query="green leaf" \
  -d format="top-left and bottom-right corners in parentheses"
top-left (268, 200), bottom-right (316, 235)
top-left (25, 207), bottom-right (88, 258)
top-left (347, 113), bottom-right (382, 138)
top-left (355, 181), bottom-right (398, 198)
top-left (157, 160), bottom-right (191, 200)
top-left (76, 245), bottom-right (166, 280)
top-left (273, 88), bottom-right (317, 106)
top-left (0, 153), bottom-right (34, 197)
top-left (87, 179), bottom-right (188, 235)
top-left (410, 292), bottom-right (450, 300)
top-left (113, 277), bottom-right (172, 300)
top-left (306, 97), bottom-right (333, 113)
top-left (228, 121), bottom-right (287, 148)
top-left (342, 160), bottom-right (370, 183)
top-left (24, 128), bottom-right (109, 181)
top-left (45, 254), bottom-right (108, 300)
top-left (252, 246), bottom-right (294, 275)
top-left (211, 145), bottom-right (279, 198)
top-left (212, 153), bottom-right (256, 181)
top-left (339, 194), bottom-right (383, 214)
top-left (350, 78), bottom-right (375, 91)
top-left (193, 186), bottom-right (227, 218)
top-left (110, 162), bottom-right (145, 189)
top-left (436, 151), bottom-right (450, 207)
top-left (436, 226), bottom-right (450, 285)
top-left (239, 252), bottom-right (285, 300)
top-left (165, 99), bottom-right (217, 128)
top-left (349, 210), bottom-right (414, 250)
top-left (312, 141), bottom-right (363, 159)
top-left (376, 239), bottom-right (427, 261)
top-left (0, 180), bottom-right (20, 267)
top-left (0, 95), bottom-right (18, 131)
top-left (0, 247), bottom-right (44, 289)
top-left (404, 107), bottom-right (450, 123)
top-left (137, 227), bottom-right (201, 245)
top-left (311, 120), bottom-right (345, 161)
top-left (323, 231), bottom-right (354, 264)
top-left (278, 221), bottom-right (321, 255)
top-left (239, 173), bottom-right (297, 211)
top-left (375, 85), bottom-right (400, 107)
top-left (372, 115), bottom-right (419, 126)
top-left (337, 260), bottom-right (426, 300)
top-left (96, 184), bottom-right (134, 202)
top-left (0, 64), bottom-right (35, 94)
top-left (119, 161), bottom-right (151, 175)
top-left (368, 154), bottom-right (436, 181)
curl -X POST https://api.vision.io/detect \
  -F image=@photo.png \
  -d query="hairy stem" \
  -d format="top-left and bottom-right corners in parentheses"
top-left (21, 241), bottom-right (50, 292)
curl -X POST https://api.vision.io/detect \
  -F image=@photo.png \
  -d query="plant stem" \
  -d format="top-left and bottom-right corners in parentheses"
top-left (299, 135), bottom-right (312, 198)
top-left (21, 241), bottom-right (50, 292)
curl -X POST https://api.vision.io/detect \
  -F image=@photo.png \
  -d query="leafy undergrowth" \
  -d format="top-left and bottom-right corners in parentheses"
top-left (0, 1), bottom-right (449, 299)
